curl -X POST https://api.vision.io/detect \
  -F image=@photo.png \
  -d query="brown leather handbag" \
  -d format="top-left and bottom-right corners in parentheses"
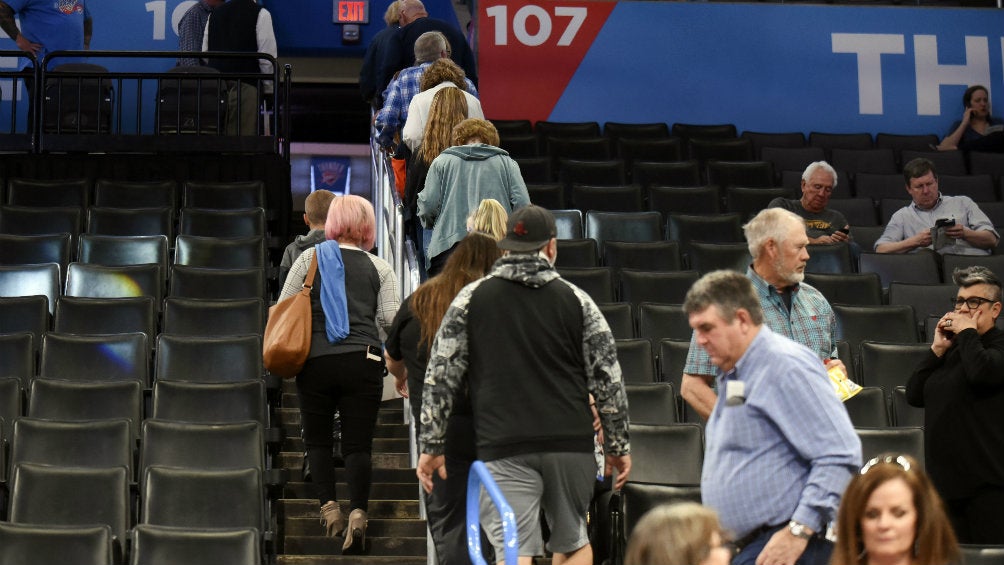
top-left (263, 253), bottom-right (317, 378)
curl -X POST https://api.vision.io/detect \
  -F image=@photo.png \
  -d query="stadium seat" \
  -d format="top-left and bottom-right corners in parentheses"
top-left (887, 282), bottom-right (958, 337)
top-left (724, 187), bottom-right (789, 221)
top-left (10, 417), bottom-right (133, 478)
top-left (0, 295), bottom-right (48, 354)
top-left (0, 263), bottom-right (61, 314)
top-left (856, 427), bottom-right (924, 469)
top-left (0, 522), bottom-right (115, 565)
top-left (555, 238), bottom-right (599, 268)
top-left (604, 122), bottom-right (670, 141)
top-left (65, 262), bottom-right (163, 305)
top-left (843, 386), bottom-right (889, 427)
top-left (169, 265), bottom-right (266, 299)
top-left (761, 147), bottom-right (826, 181)
top-left (28, 378), bottom-right (144, 441)
top-left (833, 305), bottom-right (919, 353)
top-left (174, 235), bottom-right (266, 269)
top-left (740, 131), bottom-right (806, 159)
top-left (572, 184), bottom-right (643, 213)
top-left (54, 296), bottom-right (156, 341)
top-left (182, 180), bottom-right (265, 210)
top-left (0, 234), bottom-right (71, 277)
top-left (161, 297), bottom-right (265, 337)
top-left (625, 383), bottom-right (677, 425)
top-left (707, 160), bottom-right (774, 189)
top-left (557, 266), bottom-right (615, 303)
top-left (939, 174), bottom-right (995, 202)
top-left (858, 252), bottom-right (941, 288)
top-left (616, 338), bottom-right (656, 384)
top-left (585, 210), bottom-right (662, 249)
top-left (830, 148), bottom-right (896, 175)
top-left (858, 341), bottom-right (933, 392)
top-left (178, 207), bottom-right (267, 238)
top-left (633, 161), bottom-right (702, 189)
top-left (92, 178), bottom-right (178, 211)
top-left (621, 271), bottom-right (698, 310)
top-left (597, 302), bottom-right (634, 340)
top-left (151, 379), bottom-right (267, 426)
top-left (891, 386), bottom-right (924, 428)
top-left (617, 138), bottom-right (683, 168)
top-left (805, 243), bottom-right (854, 274)
top-left (647, 185), bottom-right (721, 217)
top-left (155, 334), bottom-right (263, 383)
top-left (874, 133), bottom-right (939, 166)
top-left (0, 333), bottom-right (35, 384)
top-left (129, 524), bottom-right (259, 565)
top-left (6, 178), bottom-right (90, 208)
top-left (40, 332), bottom-right (150, 385)
top-left (809, 132), bottom-right (873, 159)
top-left (900, 149), bottom-right (966, 176)
top-left (629, 423), bottom-right (703, 485)
top-left (686, 242), bottom-right (751, 274)
top-left (657, 337), bottom-right (692, 392)
top-left (829, 198), bottom-right (878, 227)
top-left (85, 207), bottom-right (174, 239)
top-left (552, 209), bottom-right (583, 239)
top-left (603, 241), bottom-right (682, 273)
top-left (637, 302), bottom-right (695, 346)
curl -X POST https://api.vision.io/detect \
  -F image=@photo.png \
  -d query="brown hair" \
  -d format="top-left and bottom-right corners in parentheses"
top-left (304, 190), bottom-right (336, 227)
top-left (419, 58), bottom-right (465, 92)
top-left (324, 194), bottom-right (376, 251)
top-left (451, 118), bottom-right (500, 147)
top-left (417, 87), bottom-right (468, 166)
top-left (625, 503), bottom-right (724, 565)
top-left (832, 454), bottom-right (958, 565)
top-left (410, 232), bottom-right (502, 349)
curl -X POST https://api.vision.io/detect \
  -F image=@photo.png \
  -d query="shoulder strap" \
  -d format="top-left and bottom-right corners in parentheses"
top-left (303, 251), bottom-right (319, 288)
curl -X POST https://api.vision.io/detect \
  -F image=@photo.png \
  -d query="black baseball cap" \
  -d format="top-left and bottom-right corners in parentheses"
top-left (497, 205), bottom-right (557, 252)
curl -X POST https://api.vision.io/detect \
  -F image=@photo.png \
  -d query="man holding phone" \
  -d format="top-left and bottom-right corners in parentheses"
top-left (875, 157), bottom-right (998, 255)
top-left (769, 161), bottom-right (852, 245)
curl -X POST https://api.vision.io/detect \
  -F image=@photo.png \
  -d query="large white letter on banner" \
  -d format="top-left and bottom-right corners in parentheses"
top-left (832, 33), bottom-right (905, 115)
top-left (915, 35), bottom-right (990, 116)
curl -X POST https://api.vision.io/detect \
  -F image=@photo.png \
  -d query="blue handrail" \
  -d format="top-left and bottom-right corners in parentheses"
top-left (467, 460), bottom-right (519, 565)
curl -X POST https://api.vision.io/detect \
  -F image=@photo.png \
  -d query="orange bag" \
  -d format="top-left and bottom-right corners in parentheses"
top-left (263, 254), bottom-right (317, 378)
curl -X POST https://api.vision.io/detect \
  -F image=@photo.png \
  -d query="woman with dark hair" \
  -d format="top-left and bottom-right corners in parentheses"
top-left (278, 194), bottom-right (400, 554)
top-left (938, 85), bottom-right (1004, 151)
top-left (906, 265), bottom-right (1004, 543)
top-left (384, 231), bottom-right (503, 565)
top-left (831, 454), bottom-right (958, 565)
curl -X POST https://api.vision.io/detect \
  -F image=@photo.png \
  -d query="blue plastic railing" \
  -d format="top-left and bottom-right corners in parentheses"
top-left (466, 460), bottom-right (519, 565)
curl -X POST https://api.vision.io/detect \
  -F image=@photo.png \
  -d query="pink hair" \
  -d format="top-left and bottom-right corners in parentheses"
top-left (325, 194), bottom-right (376, 250)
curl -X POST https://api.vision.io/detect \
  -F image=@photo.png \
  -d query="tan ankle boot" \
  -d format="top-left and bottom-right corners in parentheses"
top-left (320, 501), bottom-right (344, 537)
top-left (342, 508), bottom-right (368, 554)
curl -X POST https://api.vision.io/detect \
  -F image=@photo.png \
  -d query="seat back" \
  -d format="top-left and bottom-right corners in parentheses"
top-left (900, 149), bottom-right (966, 176)
top-left (556, 267), bottom-right (614, 303)
top-left (572, 184), bottom-right (643, 213)
top-left (554, 239), bottom-right (599, 268)
top-left (0, 295), bottom-right (49, 350)
top-left (174, 235), bottom-right (266, 269)
top-left (657, 338), bottom-right (692, 394)
top-left (604, 122), bottom-right (670, 140)
top-left (621, 270), bottom-right (698, 309)
top-left (629, 423), bottom-right (703, 485)
top-left (843, 387), bottom-right (889, 427)
top-left (856, 427), bottom-right (925, 468)
top-left (647, 185), bottom-right (720, 217)
top-left (183, 180), bottom-right (265, 210)
top-left (40, 332), bottom-right (150, 385)
top-left (28, 378), bottom-right (144, 440)
top-left (129, 524), bottom-right (259, 565)
top-left (93, 179), bottom-right (178, 210)
top-left (155, 334), bottom-right (263, 383)
top-left (617, 138), bottom-right (683, 167)
top-left (0, 234), bottom-right (71, 276)
top-left (858, 252), bottom-right (941, 289)
top-left (724, 187), bottom-right (789, 221)
top-left (616, 338), bottom-right (655, 384)
top-left (761, 147), bottom-right (826, 178)
top-left (0, 522), bottom-right (115, 565)
top-left (151, 379), bottom-right (267, 426)
top-left (942, 253), bottom-right (1004, 281)
top-left (637, 302), bottom-right (695, 342)
top-left (667, 214), bottom-right (743, 248)
top-left (6, 178), bottom-right (90, 208)
top-left (585, 211), bottom-right (662, 249)
top-left (551, 209), bottom-right (583, 239)
top-left (597, 302), bottom-right (634, 340)
top-left (833, 305), bottom-right (919, 352)
top-left (0, 205), bottom-right (82, 246)
top-left (887, 282), bottom-right (958, 337)
top-left (85, 207), bottom-right (174, 239)
top-left (43, 64), bottom-right (113, 134)
top-left (161, 297), bottom-right (264, 337)
top-left (858, 341), bottom-right (933, 392)
top-left (54, 296), bottom-right (156, 341)
top-left (805, 243), bottom-right (854, 274)
top-left (830, 148), bottom-right (897, 175)
top-left (179, 207), bottom-right (267, 238)
top-left (9, 462), bottom-right (130, 540)
top-left (603, 241), bottom-right (681, 273)
top-left (686, 242), bottom-right (752, 274)
top-left (77, 234), bottom-right (169, 273)
top-left (169, 265), bottom-right (266, 300)
top-left (890, 386), bottom-right (924, 427)
top-left (142, 465), bottom-right (263, 531)
top-left (157, 66), bottom-right (226, 134)
top-left (625, 383), bottom-right (677, 425)
top-left (140, 419), bottom-right (263, 482)
top-left (829, 198), bottom-right (878, 227)
top-left (707, 160), bottom-right (774, 188)
top-left (11, 417), bottom-right (133, 477)
top-left (0, 263), bottom-right (61, 315)
top-left (618, 483), bottom-right (702, 547)
top-left (65, 262), bottom-right (163, 308)
top-left (0, 333), bottom-right (35, 384)
top-left (633, 161), bottom-right (702, 189)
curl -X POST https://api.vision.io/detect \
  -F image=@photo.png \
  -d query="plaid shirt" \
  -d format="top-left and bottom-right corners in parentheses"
top-left (684, 266), bottom-right (838, 376)
top-left (374, 62), bottom-right (478, 149)
top-left (177, 0), bottom-right (213, 67)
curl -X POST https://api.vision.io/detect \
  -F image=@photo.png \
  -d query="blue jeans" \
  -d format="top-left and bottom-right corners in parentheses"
top-left (733, 525), bottom-right (833, 565)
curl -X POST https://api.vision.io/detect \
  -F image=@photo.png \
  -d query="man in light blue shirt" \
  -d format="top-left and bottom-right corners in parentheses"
top-left (685, 270), bottom-right (860, 565)
top-left (875, 157), bottom-right (998, 255)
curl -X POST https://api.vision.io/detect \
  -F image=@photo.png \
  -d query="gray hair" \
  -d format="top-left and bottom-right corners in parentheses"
top-left (683, 270), bottom-right (764, 325)
top-left (743, 207), bottom-right (805, 259)
top-left (802, 161), bottom-right (838, 189)
top-left (953, 266), bottom-right (1003, 302)
top-left (414, 31), bottom-right (447, 64)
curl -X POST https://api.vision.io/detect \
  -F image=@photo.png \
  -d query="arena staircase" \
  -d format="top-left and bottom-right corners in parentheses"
top-left (276, 380), bottom-right (427, 565)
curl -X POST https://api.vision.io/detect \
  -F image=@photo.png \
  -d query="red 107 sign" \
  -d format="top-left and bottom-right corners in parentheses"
top-left (478, 0), bottom-right (615, 122)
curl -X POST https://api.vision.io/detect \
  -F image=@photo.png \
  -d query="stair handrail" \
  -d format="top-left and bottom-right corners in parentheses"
top-left (466, 460), bottom-right (519, 565)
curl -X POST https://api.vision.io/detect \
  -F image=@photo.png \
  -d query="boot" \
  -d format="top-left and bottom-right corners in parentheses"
top-left (320, 501), bottom-right (344, 538)
top-left (342, 508), bottom-right (368, 554)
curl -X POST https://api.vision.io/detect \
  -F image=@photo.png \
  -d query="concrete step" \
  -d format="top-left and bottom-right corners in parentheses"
top-left (283, 516), bottom-right (426, 538)
top-left (279, 452), bottom-right (410, 472)
top-left (284, 481), bottom-right (419, 501)
top-left (283, 535), bottom-right (426, 556)
top-left (277, 462), bottom-right (417, 484)
top-left (277, 408), bottom-right (406, 428)
top-left (282, 437), bottom-right (410, 454)
top-left (280, 499), bottom-right (420, 520)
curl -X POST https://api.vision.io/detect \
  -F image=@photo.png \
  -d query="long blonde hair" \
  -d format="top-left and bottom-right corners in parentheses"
top-left (417, 87), bottom-right (468, 166)
top-left (466, 199), bottom-right (508, 241)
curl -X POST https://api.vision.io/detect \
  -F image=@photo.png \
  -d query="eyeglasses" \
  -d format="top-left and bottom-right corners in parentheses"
top-left (952, 296), bottom-right (997, 310)
top-left (860, 455), bottom-right (911, 475)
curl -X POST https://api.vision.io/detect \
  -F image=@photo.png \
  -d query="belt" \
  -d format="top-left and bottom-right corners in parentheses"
top-left (730, 523), bottom-right (785, 554)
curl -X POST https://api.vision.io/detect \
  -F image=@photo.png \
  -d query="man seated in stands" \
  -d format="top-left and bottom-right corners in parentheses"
top-left (875, 157), bottom-right (998, 255)
top-left (768, 161), bottom-right (851, 245)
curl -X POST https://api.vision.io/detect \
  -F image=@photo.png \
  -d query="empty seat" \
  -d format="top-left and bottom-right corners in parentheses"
top-left (86, 207), bottom-right (174, 239)
top-left (10, 417), bottom-right (133, 477)
top-left (858, 341), bottom-right (933, 392)
top-left (0, 333), bottom-right (35, 383)
top-left (65, 262), bottom-right (163, 305)
top-left (629, 423), bottom-right (703, 485)
top-left (54, 296), bottom-right (156, 340)
top-left (804, 243), bottom-right (854, 274)
top-left (621, 270), bottom-right (698, 309)
top-left (9, 462), bottom-right (130, 541)
top-left (761, 147), bottom-right (826, 179)
top-left (725, 187), bottom-right (789, 221)
top-left (625, 383), bottom-right (677, 425)
top-left (804, 272), bottom-right (883, 306)
top-left (671, 123), bottom-right (736, 144)
top-left (155, 334), bottom-right (263, 383)
top-left (559, 160), bottom-right (627, 195)
top-left (42, 63), bottom-right (113, 135)
top-left (93, 178), bottom-right (178, 210)
top-left (603, 241), bottom-right (681, 273)
top-left (639, 303), bottom-right (694, 342)
top-left (616, 338), bottom-right (655, 384)
top-left (535, 121), bottom-right (601, 140)
top-left (572, 184), bottom-right (643, 213)
top-left (887, 282), bottom-right (958, 337)
top-left (525, 183), bottom-right (564, 209)
top-left (647, 185), bottom-right (721, 217)
top-left (855, 173), bottom-right (907, 203)
top-left (891, 386), bottom-right (924, 427)
top-left (141, 419), bottom-right (263, 479)
top-left (809, 132), bottom-right (873, 158)
top-left (0, 205), bottom-right (82, 243)
top-left (615, 483), bottom-right (702, 554)
top-left (833, 305), bottom-right (919, 352)
top-left (939, 174), bottom-right (995, 202)
top-left (740, 131), bottom-right (806, 158)
top-left (552, 209), bottom-right (583, 239)
top-left (151, 379), bottom-right (267, 425)
top-left (156, 66), bottom-right (226, 134)
top-left (585, 211), bottom-right (661, 250)
top-left (77, 234), bottom-right (169, 274)
top-left (633, 161), bottom-right (702, 188)
top-left (667, 213), bottom-right (743, 248)
top-left (858, 252), bottom-right (941, 288)
top-left (129, 524), bottom-right (259, 565)
top-left (40, 332), bottom-right (150, 385)
top-left (498, 134), bottom-right (538, 159)
top-left (28, 378), bottom-right (144, 440)
top-left (657, 337), bottom-right (692, 392)
top-left (900, 150), bottom-right (967, 176)
top-left (856, 427), bottom-right (924, 468)
top-left (689, 137), bottom-right (754, 167)
top-left (707, 160), bottom-right (774, 188)
top-left (174, 235), bottom-right (266, 269)
top-left (556, 267), bottom-right (615, 303)
top-left (686, 242), bottom-right (752, 274)
top-left (617, 138), bottom-right (683, 167)
top-left (875, 133), bottom-right (939, 165)
top-left (490, 119), bottom-right (532, 137)
top-left (849, 226), bottom-right (887, 255)
top-left (161, 297), bottom-right (264, 337)
top-left (597, 302), bottom-right (634, 340)
top-left (179, 207), bottom-right (267, 238)
top-left (548, 137), bottom-right (612, 165)
top-left (0, 263), bottom-right (61, 315)
top-left (555, 238), bottom-right (599, 268)
top-left (0, 233), bottom-right (71, 276)
top-left (0, 521), bottom-right (115, 565)
top-left (830, 148), bottom-right (897, 175)
top-left (829, 198), bottom-right (878, 227)
top-left (604, 122), bottom-right (670, 141)
top-left (0, 294), bottom-right (49, 351)
top-left (6, 178), bottom-right (90, 208)
top-left (843, 386), bottom-right (889, 427)
top-left (941, 253), bottom-right (1004, 281)
top-left (878, 198), bottom-right (911, 225)
top-left (182, 180), bottom-right (265, 210)
top-left (514, 157), bottom-right (553, 183)
top-left (141, 466), bottom-right (263, 535)
top-left (0, 375), bottom-right (21, 447)
top-left (169, 265), bottom-right (266, 299)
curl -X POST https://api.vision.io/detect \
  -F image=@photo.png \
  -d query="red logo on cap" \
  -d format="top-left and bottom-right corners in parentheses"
top-left (513, 221), bottom-right (528, 236)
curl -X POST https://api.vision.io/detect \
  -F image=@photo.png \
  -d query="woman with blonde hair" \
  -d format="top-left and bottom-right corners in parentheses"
top-left (831, 454), bottom-right (958, 565)
top-left (625, 502), bottom-right (732, 565)
top-left (467, 198), bottom-right (508, 241)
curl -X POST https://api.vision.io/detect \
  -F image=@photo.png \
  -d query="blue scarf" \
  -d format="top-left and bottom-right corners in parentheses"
top-left (315, 240), bottom-right (350, 343)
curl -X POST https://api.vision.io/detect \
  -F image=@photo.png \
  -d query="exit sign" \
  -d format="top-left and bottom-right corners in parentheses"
top-left (334, 0), bottom-right (369, 24)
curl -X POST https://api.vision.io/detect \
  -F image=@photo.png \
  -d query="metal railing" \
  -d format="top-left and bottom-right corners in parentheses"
top-left (467, 461), bottom-right (519, 565)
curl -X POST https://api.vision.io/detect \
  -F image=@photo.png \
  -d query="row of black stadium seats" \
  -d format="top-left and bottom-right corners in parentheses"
top-left (0, 178), bottom-right (267, 212)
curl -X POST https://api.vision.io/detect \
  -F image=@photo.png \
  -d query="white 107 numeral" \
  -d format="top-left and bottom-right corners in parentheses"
top-left (485, 5), bottom-right (587, 47)
top-left (145, 0), bottom-right (198, 40)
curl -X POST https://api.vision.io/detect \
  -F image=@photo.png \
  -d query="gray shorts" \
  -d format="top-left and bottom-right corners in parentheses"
top-left (479, 452), bottom-right (596, 557)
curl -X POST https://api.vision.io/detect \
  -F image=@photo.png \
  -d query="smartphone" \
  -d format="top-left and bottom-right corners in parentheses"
top-left (838, 227), bottom-right (850, 234)
top-left (935, 218), bottom-right (956, 228)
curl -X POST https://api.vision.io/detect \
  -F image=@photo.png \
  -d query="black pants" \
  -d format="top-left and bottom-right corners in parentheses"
top-left (296, 349), bottom-right (384, 511)
top-left (426, 454), bottom-right (474, 565)
top-left (947, 486), bottom-right (1004, 544)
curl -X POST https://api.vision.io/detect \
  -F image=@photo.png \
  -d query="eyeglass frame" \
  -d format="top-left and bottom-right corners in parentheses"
top-left (951, 296), bottom-right (998, 310)
top-left (860, 455), bottom-right (912, 475)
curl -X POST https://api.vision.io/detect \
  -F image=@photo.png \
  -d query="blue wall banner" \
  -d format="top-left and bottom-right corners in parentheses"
top-left (479, 1), bottom-right (1004, 136)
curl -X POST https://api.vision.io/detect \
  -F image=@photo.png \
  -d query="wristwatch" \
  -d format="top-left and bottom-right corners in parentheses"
top-left (788, 521), bottom-right (813, 540)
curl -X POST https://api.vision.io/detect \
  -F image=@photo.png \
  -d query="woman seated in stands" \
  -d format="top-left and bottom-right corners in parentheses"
top-left (278, 195), bottom-right (400, 555)
top-left (937, 85), bottom-right (1004, 151)
top-left (417, 118), bottom-right (530, 276)
top-left (384, 232), bottom-right (503, 565)
top-left (625, 502), bottom-right (732, 565)
top-left (832, 454), bottom-right (958, 565)
top-left (466, 198), bottom-right (508, 241)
